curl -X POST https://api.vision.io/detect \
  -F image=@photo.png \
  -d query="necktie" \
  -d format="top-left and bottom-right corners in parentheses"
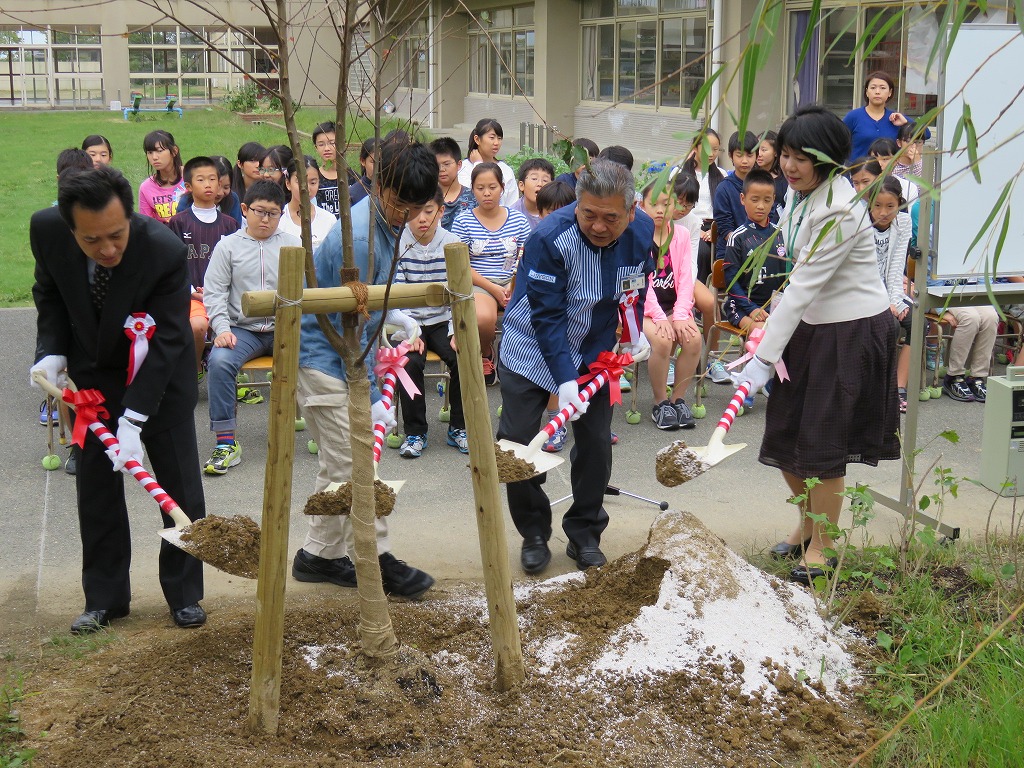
top-left (91, 265), bottom-right (111, 313)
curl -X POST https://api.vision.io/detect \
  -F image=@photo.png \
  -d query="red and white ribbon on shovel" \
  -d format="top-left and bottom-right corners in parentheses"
top-left (372, 341), bottom-right (418, 463)
top-left (577, 350), bottom-right (634, 406)
top-left (123, 312), bottom-right (156, 385)
top-left (724, 326), bottom-right (790, 382)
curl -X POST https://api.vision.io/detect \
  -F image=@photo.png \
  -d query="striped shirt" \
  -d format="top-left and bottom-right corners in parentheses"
top-left (499, 202), bottom-right (655, 391)
top-left (396, 225), bottom-right (458, 327)
top-left (450, 207), bottom-right (533, 283)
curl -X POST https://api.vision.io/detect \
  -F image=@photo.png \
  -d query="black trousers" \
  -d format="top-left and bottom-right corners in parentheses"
top-left (496, 363), bottom-right (612, 549)
top-left (397, 321), bottom-right (465, 435)
top-left (75, 414), bottom-right (205, 611)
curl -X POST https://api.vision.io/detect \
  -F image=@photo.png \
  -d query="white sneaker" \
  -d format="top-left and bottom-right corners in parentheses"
top-left (619, 374), bottom-right (631, 392)
top-left (707, 360), bottom-right (731, 385)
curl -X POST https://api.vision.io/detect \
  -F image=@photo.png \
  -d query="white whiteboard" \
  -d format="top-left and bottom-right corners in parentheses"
top-left (935, 24), bottom-right (1024, 278)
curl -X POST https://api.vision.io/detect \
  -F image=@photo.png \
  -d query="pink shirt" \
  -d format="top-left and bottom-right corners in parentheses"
top-left (644, 222), bottom-right (695, 323)
top-left (139, 176), bottom-right (186, 223)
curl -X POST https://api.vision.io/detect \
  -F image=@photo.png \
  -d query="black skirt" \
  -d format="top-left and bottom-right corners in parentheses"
top-left (759, 310), bottom-right (901, 479)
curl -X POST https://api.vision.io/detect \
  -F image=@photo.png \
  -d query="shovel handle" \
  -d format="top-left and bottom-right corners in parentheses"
top-left (715, 381), bottom-right (752, 435)
top-left (32, 371), bottom-right (191, 528)
top-left (372, 371), bottom-right (398, 464)
top-left (540, 371), bottom-right (608, 438)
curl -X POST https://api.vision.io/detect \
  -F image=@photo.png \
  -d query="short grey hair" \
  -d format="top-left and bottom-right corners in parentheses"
top-left (576, 158), bottom-right (636, 211)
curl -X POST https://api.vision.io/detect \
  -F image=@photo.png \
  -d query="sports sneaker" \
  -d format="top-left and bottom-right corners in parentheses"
top-left (897, 387), bottom-right (908, 414)
top-left (64, 450), bottom-right (77, 475)
top-left (204, 442), bottom-right (242, 474)
top-left (291, 548), bottom-right (356, 588)
top-left (619, 374), bottom-right (632, 393)
top-left (197, 370), bottom-right (206, 384)
top-left (942, 375), bottom-right (975, 402)
top-left (652, 400), bottom-right (680, 430)
top-left (925, 345), bottom-right (942, 371)
top-left (446, 427), bottom-right (469, 454)
top-left (610, 432), bottom-right (619, 445)
top-left (672, 399), bottom-right (696, 429)
top-left (399, 434), bottom-right (426, 458)
top-left (743, 394), bottom-right (755, 411)
top-left (667, 361), bottom-right (675, 384)
top-left (379, 552), bottom-right (434, 599)
top-left (763, 379), bottom-right (774, 398)
top-left (707, 360), bottom-right (731, 385)
top-left (966, 376), bottom-right (987, 402)
top-left (39, 400), bottom-right (57, 426)
top-left (543, 426), bottom-right (567, 452)
top-left (482, 351), bottom-right (498, 386)
top-left (237, 386), bottom-right (264, 404)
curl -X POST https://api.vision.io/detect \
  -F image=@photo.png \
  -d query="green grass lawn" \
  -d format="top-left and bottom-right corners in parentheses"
top-left (0, 107), bottom-right (402, 307)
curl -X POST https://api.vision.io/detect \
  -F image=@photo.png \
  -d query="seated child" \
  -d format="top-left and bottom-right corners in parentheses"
top-left (451, 162), bottom-right (532, 386)
top-left (721, 168), bottom-right (787, 406)
top-left (385, 188), bottom-right (468, 458)
top-left (202, 180), bottom-right (300, 474)
top-left (641, 179), bottom-right (702, 430)
top-left (509, 157), bottom-right (555, 230)
top-left (167, 156), bottom-right (241, 378)
top-left (536, 181), bottom-right (575, 216)
top-left (348, 138), bottom-right (377, 205)
top-left (431, 137), bottom-right (476, 230)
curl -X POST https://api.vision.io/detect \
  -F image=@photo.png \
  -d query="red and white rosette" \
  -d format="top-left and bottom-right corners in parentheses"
top-left (123, 313), bottom-right (156, 385)
top-left (617, 289), bottom-right (642, 346)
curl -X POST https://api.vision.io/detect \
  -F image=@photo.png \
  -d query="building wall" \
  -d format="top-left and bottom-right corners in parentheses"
top-left (462, 94), bottom-right (537, 137)
top-left (574, 106), bottom-right (701, 165)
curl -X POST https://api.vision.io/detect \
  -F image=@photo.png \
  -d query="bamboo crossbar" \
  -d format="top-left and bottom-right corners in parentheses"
top-left (242, 282), bottom-right (450, 317)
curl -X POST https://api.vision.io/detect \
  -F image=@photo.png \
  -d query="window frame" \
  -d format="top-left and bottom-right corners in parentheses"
top-left (467, 5), bottom-right (536, 98)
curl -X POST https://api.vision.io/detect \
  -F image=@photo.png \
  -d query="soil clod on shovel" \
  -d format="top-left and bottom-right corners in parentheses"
top-left (495, 443), bottom-right (538, 483)
top-left (172, 515), bottom-right (261, 579)
top-left (656, 441), bottom-right (711, 487)
top-left (304, 480), bottom-right (397, 518)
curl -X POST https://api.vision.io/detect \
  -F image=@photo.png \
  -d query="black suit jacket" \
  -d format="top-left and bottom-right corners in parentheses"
top-left (31, 208), bottom-right (197, 433)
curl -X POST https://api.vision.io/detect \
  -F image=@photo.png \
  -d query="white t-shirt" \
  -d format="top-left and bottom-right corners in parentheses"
top-left (458, 159), bottom-right (519, 207)
top-left (277, 203), bottom-right (336, 252)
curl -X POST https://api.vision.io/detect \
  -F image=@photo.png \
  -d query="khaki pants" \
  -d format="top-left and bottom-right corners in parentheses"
top-left (296, 367), bottom-right (390, 559)
top-left (943, 306), bottom-right (998, 378)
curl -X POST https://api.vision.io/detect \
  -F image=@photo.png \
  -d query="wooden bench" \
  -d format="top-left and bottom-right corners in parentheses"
top-left (123, 93), bottom-right (183, 121)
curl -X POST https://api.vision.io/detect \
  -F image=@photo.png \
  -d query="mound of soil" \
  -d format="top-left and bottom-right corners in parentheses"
top-left (304, 480), bottom-right (397, 518)
top-left (17, 512), bottom-right (879, 767)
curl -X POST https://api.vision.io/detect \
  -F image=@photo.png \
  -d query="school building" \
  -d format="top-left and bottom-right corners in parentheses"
top-left (0, 1), bottom-right (1014, 163)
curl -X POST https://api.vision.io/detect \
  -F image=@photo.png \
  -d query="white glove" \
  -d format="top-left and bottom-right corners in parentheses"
top-left (371, 398), bottom-right (397, 430)
top-left (385, 309), bottom-right (420, 343)
top-left (730, 356), bottom-right (774, 392)
top-left (110, 416), bottom-right (144, 472)
top-left (557, 380), bottom-right (589, 422)
top-left (619, 333), bottom-right (652, 363)
top-left (30, 354), bottom-right (68, 390)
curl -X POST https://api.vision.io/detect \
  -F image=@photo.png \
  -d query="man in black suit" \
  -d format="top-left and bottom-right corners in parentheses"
top-left (30, 166), bottom-right (206, 634)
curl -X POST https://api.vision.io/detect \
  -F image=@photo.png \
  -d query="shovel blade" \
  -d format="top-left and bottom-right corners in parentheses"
top-left (158, 525), bottom-right (192, 550)
top-left (692, 440), bottom-right (747, 466)
top-left (496, 438), bottom-right (563, 476)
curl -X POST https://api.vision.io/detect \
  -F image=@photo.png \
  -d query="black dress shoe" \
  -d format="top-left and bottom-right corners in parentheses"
top-left (770, 536), bottom-right (813, 561)
top-left (566, 541), bottom-right (607, 570)
top-left (70, 605), bottom-right (129, 635)
top-left (171, 603), bottom-right (207, 628)
top-left (520, 536), bottom-right (551, 574)
top-left (789, 557), bottom-right (839, 586)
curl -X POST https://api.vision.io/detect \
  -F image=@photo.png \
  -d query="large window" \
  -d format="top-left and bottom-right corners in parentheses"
top-left (0, 25), bottom-right (101, 106)
top-left (468, 6), bottom-right (534, 97)
top-left (580, 0), bottom-right (707, 109)
top-left (128, 25), bottom-right (278, 103)
top-left (399, 19), bottom-right (428, 90)
top-left (788, 2), bottom-right (1012, 118)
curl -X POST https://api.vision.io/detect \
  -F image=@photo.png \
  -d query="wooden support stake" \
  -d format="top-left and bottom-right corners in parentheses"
top-left (443, 242), bottom-right (525, 691)
top-left (247, 246), bottom-right (304, 734)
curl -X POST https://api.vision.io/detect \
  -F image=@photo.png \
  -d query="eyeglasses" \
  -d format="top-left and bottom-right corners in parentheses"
top-left (248, 208), bottom-right (282, 220)
top-left (438, 160), bottom-right (458, 170)
top-left (315, 140), bottom-right (336, 149)
top-left (258, 166), bottom-right (283, 175)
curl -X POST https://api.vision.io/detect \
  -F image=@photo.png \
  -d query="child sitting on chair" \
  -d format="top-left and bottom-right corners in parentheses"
top-left (385, 187), bottom-right (469, 459)
top-left (642, 179), bottom-right (702, 430)
top-left (722, 169), bottom-right (787, 407)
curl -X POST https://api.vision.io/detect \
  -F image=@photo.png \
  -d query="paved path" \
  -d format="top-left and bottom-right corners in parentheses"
top-left (0, 305), bottom-right (1013, 643)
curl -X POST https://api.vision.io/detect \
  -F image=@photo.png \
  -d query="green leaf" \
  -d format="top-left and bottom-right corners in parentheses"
top-left (1001, 562), bottom-right (1017, 579)
top-left (794, 0), bottom-right (821, 76)
top-left (964, 104), bottom-right (981, 183)
top-left (689, 66), bottom-right (725, 121)
top-left (876, 630), bottom-right (894, 651)
top-left (919, 494), bottom-right (931, 510)
top-left (926, 1), bottom-right (955, 82)
top-left (965, 179), bottom-right (1013, 261)
top-left (939, 429), bottom-right (960, 444)
top-left (852, 9), bottom-right (908, 66)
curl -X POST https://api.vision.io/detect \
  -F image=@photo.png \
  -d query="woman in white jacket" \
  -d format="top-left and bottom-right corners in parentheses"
top-left (732, 105), bottom-right (901, 585)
